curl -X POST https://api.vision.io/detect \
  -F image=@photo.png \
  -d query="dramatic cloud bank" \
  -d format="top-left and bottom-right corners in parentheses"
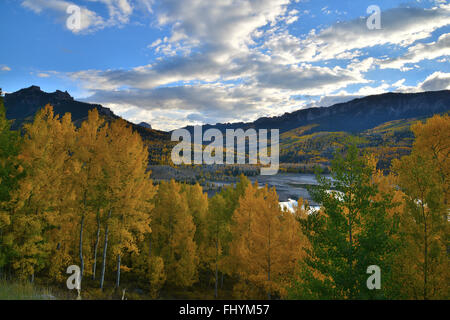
top-left (15, 1), bottom-right (450, 130)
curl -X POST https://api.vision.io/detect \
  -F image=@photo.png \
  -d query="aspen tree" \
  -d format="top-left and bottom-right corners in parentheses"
top-left (99, 119), bottom-right (155, 289)
top-left (392, 115), bottom-right (449, 299)
top-left (151, 180), bottom-right (198, 287)
top-left (230, 183), bottom-right (303, 299)
top-left (10, 105), bottom-right (76, 279)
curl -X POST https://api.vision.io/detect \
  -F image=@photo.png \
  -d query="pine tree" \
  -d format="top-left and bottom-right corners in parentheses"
top-left (291, 143), bottom-right (399, 299)
top-left (0, 97), bottom-right (23, 274)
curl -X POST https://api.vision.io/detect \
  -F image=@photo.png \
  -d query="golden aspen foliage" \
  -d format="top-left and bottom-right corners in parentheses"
top-left (100, 118), bottom-right (155, 287)
top-left (288, 198), bottom-right (327, 293)
top-left (182, 183), bottom-right (209, 269)
top-left (216, 175), bottom-right (251, 277)
top-left (229, 182), bottom-right (303, 299)
top-left (10, 105), bottom-right (77, 279)
top-left (391, 114), bottom-right (450, 299)
top-left (410, 114), bottom-right (450, 204)
top-left (3, 100), bottom-right (447, 300)
top-left (205, 193), bottom-right (229, 298)
top-left (392, 151), bottom-right (449, 299)
top-left (3, 105), bottom-right (158, 290)
top-left (151, 180), bottom-right (198, 287)
top-left (147, 256), bottom-right (166, 298)
top-left (70, 109), bottom-right (108, 280)
top-left (131, 249), bottom-right (166, 298)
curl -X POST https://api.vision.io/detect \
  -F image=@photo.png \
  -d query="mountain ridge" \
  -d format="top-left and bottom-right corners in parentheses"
top-left (3, 86), bottom-right (449, 166)
top-left (4, 85), bottom-right (450, 136)
top-left (3, 85), bottom-right (169, 143)
top-left (184, 90), bottom-right (450, 135)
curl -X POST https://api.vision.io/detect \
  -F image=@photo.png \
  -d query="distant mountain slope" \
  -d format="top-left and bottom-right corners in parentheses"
top-left (3, 85), bottom-right (171, 164)
top-left (4, 85), bottom-right (170, 143)
top-left (279, 117), bottom-right (422, 169)
top-left (138, 122), bottom-right (152, 129)
top-left (182, 90), bottom-right (449, 168)
top-left (3, 86), bottom-right (449, 167)
top-left (4, 86), bottom-right (114, 128)
top-left (184, 90), bottom-right (450, 135)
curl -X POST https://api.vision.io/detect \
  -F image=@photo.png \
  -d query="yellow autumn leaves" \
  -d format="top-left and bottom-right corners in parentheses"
top-left (6, 105), bottom-right (155, 288)
top-left (0, 99), bottom-right (448, 300)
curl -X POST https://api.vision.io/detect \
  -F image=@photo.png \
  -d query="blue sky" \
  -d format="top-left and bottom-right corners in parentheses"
top-left (0, 0), bottom-right (449, 130)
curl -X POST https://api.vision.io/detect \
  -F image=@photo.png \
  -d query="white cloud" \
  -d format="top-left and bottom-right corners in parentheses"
top-left (336, 83), bottom-right (391, 97)
top-left (379, 33), bottom-right (450, 69)
top-left (418, 71), bottom-right (450, 91)
top-left (49, 2), bottom-right (450, 130)
top-left (22, 0), bottom-right (105, 33)
top-left (89, 0), bottom-right (133, 24)
top-left (392, 79), bottom-right (406, 88)
top-left (81, 82), bottom-right (307, 130)
top-left (266, 5), bottom-right (450, 63)
top-left (152, 0), bottom-right (290, 58)
top-left (1, 65), bottom-right (11, 72)
top-left (393, 72), bottom-right (450, 92)
top-left (254, 63), bottom-right (367, 95)
top-left (69, 0), bottom-right (293, 89)
top-left (21, 0), bottom-right (149, 33)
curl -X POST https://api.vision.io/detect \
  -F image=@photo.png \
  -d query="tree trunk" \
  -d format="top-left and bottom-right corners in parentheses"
top-left (214, 238), bottom-right (219, 299)
top-left (92, 213), bottom-right (101, 280)
top-left (115, 254), bottom-right (121, 288)
top-left (422, 202), bottom-right (428, 300)
top-left (0, 229), bottom-right (3, 279)
top-left (79, 215), bottom-right (85, 281)
top-left (348, 207), bottom-right (354, 299)
top-left (79, 191), bottom-right (87, 281)
top-left (100, 210), bottom-right (111, 289)
top-left (267, 223), bottom-right (271, 300)
top-left (149, 238), bottom-right (152, 257)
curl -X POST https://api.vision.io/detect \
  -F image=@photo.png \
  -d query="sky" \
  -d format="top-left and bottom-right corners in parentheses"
top-left (0, 0), bottom-right (449, 131)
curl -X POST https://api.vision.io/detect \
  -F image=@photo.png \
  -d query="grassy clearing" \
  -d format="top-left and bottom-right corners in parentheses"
top-left (0, 279), bottom-right (55, 300)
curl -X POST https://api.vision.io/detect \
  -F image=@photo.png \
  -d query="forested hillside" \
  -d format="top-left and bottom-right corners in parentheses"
top-left (0, 96), bottom-right (448, 299)
top-left (3, 86), bottom-right (172, 165)
top-left (4, 87), bottom-right (450, 168)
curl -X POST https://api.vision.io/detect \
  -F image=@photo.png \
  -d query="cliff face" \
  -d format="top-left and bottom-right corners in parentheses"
top-left (7, 86), bottom-right (449, 136)
top-left (184, 90), bottom-right (450, 134)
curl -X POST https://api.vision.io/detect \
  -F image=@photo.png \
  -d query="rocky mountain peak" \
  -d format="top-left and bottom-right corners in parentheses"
top-left (138, 122), bottom-right (152, 129)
